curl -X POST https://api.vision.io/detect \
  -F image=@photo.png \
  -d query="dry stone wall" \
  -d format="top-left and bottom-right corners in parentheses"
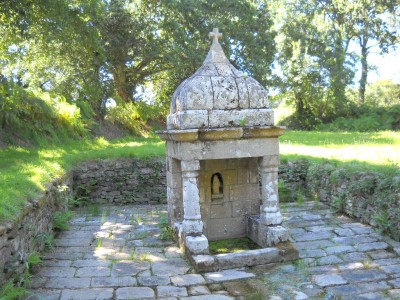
top-left (1, 157), bottom-right (399, 286)
top-left (0, 176), bottom-right (73, 286)
top-left (73, 158), bottom-right (166, 205)
top-left (281, 160), bottom-right (400, 242)
top-left (0, 157), bottom-right (166, 286)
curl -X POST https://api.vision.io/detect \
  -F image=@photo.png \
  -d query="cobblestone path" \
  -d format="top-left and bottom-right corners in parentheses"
top-left (27, 202), bottom-right (400, 299)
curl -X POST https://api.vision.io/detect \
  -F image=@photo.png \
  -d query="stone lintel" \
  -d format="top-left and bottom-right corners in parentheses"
top-left (166, 138), bottom-right (280, 161)
top-left (157, 126), bottom-right (285, 142)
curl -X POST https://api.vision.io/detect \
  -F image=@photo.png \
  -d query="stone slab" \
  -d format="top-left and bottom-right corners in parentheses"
top-left (91, 276), bottom-right (137, 287)
top-left (111, 260), bottom-right (150, 277)
top-left (215, 248), bottom-right (281, 269)
top-left (355, 242), bottom-right (388, 252)
top-left (325, 245), bottom-right (355, 255)
top-left (188, 285), bottom-right (211, 296)
top-left (313, 274), bottom-right (347, 287)
top-left (317, 255), bottom-right (343, 265)
top-left (26, 289), bottom-right (61, 300)
top-left (181, 296), bottom-right (234, 300)
top-left (341, 269), bottom-right (388, 283)
top-left (116, 287), bottom-right (155, 300)
top-left (152, 258), bottom-right (190, 276)
top-left (36, 267), bottom-right (76, 278)
top-left (75, 266), bottom-right (110, 277)
top-left (326, 281), bottom-right (390, 297)
top-left (45, 277), bottom-right (91, 289)
top-left (60, 288), bottom-right (114, 300)
top-left (171, 274), bottom-right (206, 286)
top-left (138, 276), bottom-right (171, 286)
top-left (380, 264), bottom-right (400, 274)
top-left (157, 286), bottom-right (188, 297)
top-left (390, 278), bottom-right (400, 288)
top-left (204, 269), bottom-right (255, 282)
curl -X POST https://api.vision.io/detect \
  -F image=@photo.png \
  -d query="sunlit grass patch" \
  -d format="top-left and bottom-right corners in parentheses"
top-left (1, 130), bottom-right (399, 223)
top-left (280, 130), bottom-right (400, 174)
top-left (0, 136), bottom-right (165, 222)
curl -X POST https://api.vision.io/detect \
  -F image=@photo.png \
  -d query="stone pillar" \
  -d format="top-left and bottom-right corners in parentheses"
top-left (259, 155), bottom-right (282, 225)
top-left (166, 156), bottom-right (183, 226)
top-left (257, 155), bottom-right (289, 246)
top-left (180, 160), bottom-right (209, 254)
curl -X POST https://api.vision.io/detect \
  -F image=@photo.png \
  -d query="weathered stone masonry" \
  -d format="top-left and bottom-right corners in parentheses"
top-left (73, 158), bottom-right (166, 205)
top-left (0, 157), bottom-right (166, 286)
top-left (2, 157), bottom-right (399, 284)
top-left (0, 176), bottom-right (73, 286)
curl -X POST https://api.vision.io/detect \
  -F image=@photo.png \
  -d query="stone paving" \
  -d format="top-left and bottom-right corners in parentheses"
top-left (27, 202), bottom-right (400, 299)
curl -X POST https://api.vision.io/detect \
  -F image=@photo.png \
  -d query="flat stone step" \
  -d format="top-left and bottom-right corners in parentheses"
top-left (204, 269), bottom-right (255, 282)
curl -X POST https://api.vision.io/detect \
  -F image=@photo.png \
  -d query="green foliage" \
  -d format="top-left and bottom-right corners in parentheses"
top-left (0, 280), bottom-right (27, 300)
top-left (26, 251), bottom-right (42, 268)
top-left (106, 102), bottom-right (150, 136)
top-left (366, 80), bottom-right (400, 107)
top-left (209, 237), bottom-right (261, 255)
top-left (53, 211), bottom-right (74, 231)
top-left (304, 161), bottom-right (400, 241)
top-left (318, 102), bottom-right (400, 132)
top-left (33, 233), bottom-right (55, 252)
top-left (158, 212), bottom-right (175, 240)
top-left (160, 226), bottom-right (175, 241)
top-left (0, 80), bottom-right (88, 142)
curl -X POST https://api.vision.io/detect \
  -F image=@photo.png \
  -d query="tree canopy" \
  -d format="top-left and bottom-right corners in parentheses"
top-left (0, 0), bottom-right (399, 133)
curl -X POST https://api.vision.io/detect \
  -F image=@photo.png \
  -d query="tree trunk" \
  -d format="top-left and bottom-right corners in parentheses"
top-left (114, 64), bottom-right (132, 103)
top-left (359, 35), bottom-right (369, 104)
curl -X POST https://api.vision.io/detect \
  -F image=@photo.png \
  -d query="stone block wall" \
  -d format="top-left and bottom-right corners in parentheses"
top-left (199, 158), bottom-right (261, 240)
top-left (280, 160), bottom-right (400, 242)
top-left (0, 176), bottom-right (73, 286)
top-left (0, 157), bottom-right (166, 286)
top-left (73, 158), bottom-right (166, 205)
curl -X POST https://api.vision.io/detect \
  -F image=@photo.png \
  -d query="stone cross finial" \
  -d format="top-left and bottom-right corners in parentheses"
top-left (209, 28), bottom-right (222, 43)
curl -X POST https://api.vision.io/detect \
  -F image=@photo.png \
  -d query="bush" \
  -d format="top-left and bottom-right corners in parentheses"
top-left (0, 80), bottom-right (88, 143)
top-left (106, 101), bottom-right (165, 136)
top-left (318, 104), bottom-right (400, 132)
top-left (106, 102), bottom-right (146, 135)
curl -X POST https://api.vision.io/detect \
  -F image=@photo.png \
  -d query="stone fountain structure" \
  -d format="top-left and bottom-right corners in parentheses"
top-left (158, 28), bottom-right (297, 271)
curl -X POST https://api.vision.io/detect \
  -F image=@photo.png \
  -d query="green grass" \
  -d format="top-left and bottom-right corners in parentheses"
top-left (280, 131), bottom-right (400, 174)
top-left (209, 237), bottom-right (261, 255)
top-left (1, 130), bottom-right (399, 223)
top-left (0, 136), bottom-right (165, 222)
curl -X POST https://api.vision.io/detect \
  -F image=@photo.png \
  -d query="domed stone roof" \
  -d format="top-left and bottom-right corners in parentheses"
top-left (167, 28), bottom-right (274, 130)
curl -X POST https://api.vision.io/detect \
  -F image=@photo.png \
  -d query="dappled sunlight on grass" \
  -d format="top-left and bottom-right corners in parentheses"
top-left (280, 130), bottom-right (400, 174)
top-left (0, 136), bottom-right (165, 222)
top-left (1, 131), bottom-right (399, 222)
top-left (281, 130), bottom-right (400, 147)
top-left (281, 144), bottom-right (399, 166)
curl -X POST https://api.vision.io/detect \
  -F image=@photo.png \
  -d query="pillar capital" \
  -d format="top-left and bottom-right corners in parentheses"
top-left (181, 160), bottom-right (200, 172)
top-left (259, 155), bottom-right (280, 168)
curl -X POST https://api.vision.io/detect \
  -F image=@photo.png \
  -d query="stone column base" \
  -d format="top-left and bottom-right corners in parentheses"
top-left (184, 235), bottom-right (209, 254)
top-left (176, 222), bottom-right (209, 255)
top-left (246, 215), bottom-right (290, 247)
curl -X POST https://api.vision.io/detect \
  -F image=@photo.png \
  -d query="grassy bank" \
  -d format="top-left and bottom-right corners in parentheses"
top-left (280, 131), bottom-right (400, 174)
top-left (0, 130), bottom-right (399, 223)
top-left (0, 137), bottom-right (165, 222)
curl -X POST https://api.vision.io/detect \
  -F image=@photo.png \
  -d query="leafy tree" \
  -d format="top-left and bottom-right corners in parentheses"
top-left (0, 0), bottom-right (107, 116)
top-left (269, 0), bottom-right (355, 129)
top-left (366, 80), bottom-right (400, 107)
top-left (332, 0), bottom-right (400, 103)
top-left (96, 0), bottom-right (276, 108)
